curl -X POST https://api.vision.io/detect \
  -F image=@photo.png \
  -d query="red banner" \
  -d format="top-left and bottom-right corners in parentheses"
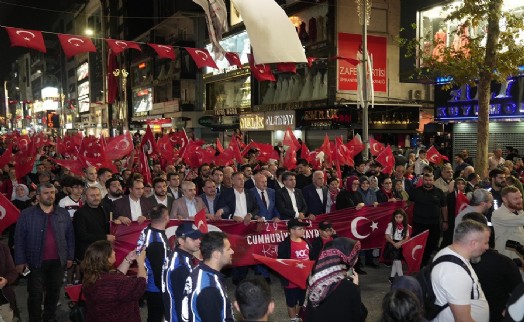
top-left (402, 230), bottom-right (429, 274)
top-left (337, 33), bottom-right (387, 92)
top-left (112, 202), bottom-right (409, 267)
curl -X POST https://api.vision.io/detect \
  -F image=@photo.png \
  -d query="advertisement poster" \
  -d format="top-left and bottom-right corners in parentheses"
top-left (337, 33), bottom-right (387, 92)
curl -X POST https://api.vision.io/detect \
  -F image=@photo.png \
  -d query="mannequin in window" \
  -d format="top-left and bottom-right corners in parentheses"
top-left (453, 23), bottom-right (470, 57)
top-left (432, 27), bottom-right (447, 62)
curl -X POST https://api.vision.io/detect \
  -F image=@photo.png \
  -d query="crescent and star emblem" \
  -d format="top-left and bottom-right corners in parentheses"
top-left (0, 205), bottom-right (6, 220)
top-left (115, 41), bottom-right (128, 48)
top-left (412, 245), bottom-right (423, 260)
top-left (194, 50), bottom-right (208, 60)
top-left (117, 138), bottom-right (130, 151)
top-left (351, 216), bottom-right (370, 239)
top-left (16, 30), bottom-right (35, 41)
top-left (67, 38), bottom-right (85, 47)
top-left (373, 143), bottom-right (382, 153)
top-left (276, 259), bottom-right (289, 266)
top-left (156, 45), bottom-right (172, 52)
top-left (429, 154), bottom-right (439, 163)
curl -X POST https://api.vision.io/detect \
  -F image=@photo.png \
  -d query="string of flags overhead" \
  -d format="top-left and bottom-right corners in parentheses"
top-left (3, 25), bottom-right (362, 82)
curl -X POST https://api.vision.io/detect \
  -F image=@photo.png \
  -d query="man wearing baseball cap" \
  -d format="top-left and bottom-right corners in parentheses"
top-left (278, 218), bottom-right (312, 322)
top-left (163, 222), bottom-right (202, 322)
top-left (310, 220), bottom-right (337, 260)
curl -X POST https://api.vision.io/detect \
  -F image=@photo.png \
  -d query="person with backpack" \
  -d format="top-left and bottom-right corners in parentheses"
top-left (429, 219), bottom-right (490, 322)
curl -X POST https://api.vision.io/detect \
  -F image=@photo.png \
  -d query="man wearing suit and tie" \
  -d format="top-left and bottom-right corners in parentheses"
top-left (167, 172), bottom-right (183, 199)
top-left (114, 177), bottom-right (155, 225)
top-left (216, 172), bottom-right (259, 223)
top-left (200, 179), bottom-right (221, 220)
top-left (148, 177), bottom-right (174, 211)
top-left (302, 171), bottom-right (328, 215)
top-left (250, 173), bottom-right (280, 221)
top-left (276, 171), bottom-right (315, 221)
top-left (211, 168), bottom-right (224, 195)
top-left (170, 181), bottom-right (207, 219)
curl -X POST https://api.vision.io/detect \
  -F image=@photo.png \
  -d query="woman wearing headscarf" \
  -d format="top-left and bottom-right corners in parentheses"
top-left (358, 176), bottom-right (378, 206)
top-left (7, 184), bottom-right (32, 258)
top-left (304, 238), bottom-right (367, 321)
top-left (336, 176), bottom-right (365, 210)
top-left (326, 177), bottom-right (340, 213)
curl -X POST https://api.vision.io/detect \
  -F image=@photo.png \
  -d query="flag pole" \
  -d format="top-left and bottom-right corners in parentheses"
top-left (357, 0), bottom-right (371, 161)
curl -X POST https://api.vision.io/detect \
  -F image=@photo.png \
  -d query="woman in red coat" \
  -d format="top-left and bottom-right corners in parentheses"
top-left (81, 241), bottom-right (147, 322)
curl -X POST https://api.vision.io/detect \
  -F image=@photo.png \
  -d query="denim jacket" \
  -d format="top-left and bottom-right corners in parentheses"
top-left (14, 205), bottom-right (75, 268)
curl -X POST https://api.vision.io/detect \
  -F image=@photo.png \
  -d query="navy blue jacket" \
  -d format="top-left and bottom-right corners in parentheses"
top-left (216, 187), bottom-right (259, 219)
top-left (200, 193), bottom-right (219, 215)
top-left (302, 184), bottom-right (328, 215)
top-left (276, 187), bottom-right (308, 220)
top-left (249, 187), bottom-right (280, 220)
top-left (14, 205), bottom-right (75, 268)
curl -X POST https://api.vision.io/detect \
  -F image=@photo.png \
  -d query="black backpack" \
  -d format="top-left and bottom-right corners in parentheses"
top-left (415, 254), bottom-right (475, 320)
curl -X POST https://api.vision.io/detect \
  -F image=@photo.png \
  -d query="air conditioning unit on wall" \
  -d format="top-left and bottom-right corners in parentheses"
top-left (409, 89), bottom-right (423, 101)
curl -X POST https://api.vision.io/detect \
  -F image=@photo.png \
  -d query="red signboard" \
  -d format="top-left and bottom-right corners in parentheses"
top-left (337, 33), bottom-right (387, 92)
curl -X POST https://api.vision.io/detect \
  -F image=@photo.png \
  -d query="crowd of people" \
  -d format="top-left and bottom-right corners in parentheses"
top-left (0, 134), bottom-right (523, 322)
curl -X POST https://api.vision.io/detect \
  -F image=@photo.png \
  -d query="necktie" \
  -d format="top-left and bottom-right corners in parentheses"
top-left (216, 186), bottom-right (220, 194)
top-left (261, 191), bottom-right (267, 208)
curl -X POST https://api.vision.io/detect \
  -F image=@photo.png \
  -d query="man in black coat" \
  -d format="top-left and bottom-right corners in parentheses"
top-left (276, 171), bottom-right (314, 220)
top-left (302, 171), bottom-right (328, 216)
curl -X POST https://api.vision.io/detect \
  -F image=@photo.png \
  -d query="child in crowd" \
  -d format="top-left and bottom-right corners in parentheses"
top-left (278, 219), bottom-right (312, 322)
top-left (384, 209), bottom-right (409, 283)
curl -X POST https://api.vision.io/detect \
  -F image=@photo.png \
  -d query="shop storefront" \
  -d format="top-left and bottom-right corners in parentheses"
top-left (239, 111), bottom-right (297, 144)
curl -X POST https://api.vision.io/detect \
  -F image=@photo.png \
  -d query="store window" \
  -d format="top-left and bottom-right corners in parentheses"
top-left (206, 75), bottom-right (251, 112)
top-left (205, 31), bottom-right (251, 74)
top-left (417, 1), bottom-right (524, 67)
top-left (131, 60), bottom-right (152, 88)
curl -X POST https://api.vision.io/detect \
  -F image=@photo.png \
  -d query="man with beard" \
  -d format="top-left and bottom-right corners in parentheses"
top-left (73, 186), bottom-right (115, 262)
top-left (148, 177), bottom-right (174, 211)
top-left (181, 232), bottom-right (235, 322)
top-left (463, 212), bottom-right (522, 322)
top-left (101, 177), bottom-right (123, 216)
top-left (163, 223), bottom-right (202, 322)
top-left (409, 173), bottom-right (447, 266)
top-left (431, 220), bottom-right (490, 322)
top-left (455, 189), bottom-right (493, 231)
top-left (14, 183), bottom-right (74, 322)
top-left (487, 168), bottom-right (506, 219)
top-left (492, 186), bottom-right (524, 259)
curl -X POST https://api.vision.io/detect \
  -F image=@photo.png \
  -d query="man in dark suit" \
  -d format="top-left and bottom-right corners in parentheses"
top-left (113, 177), bottom-right (154, 225)
top-left (148, 177), bottom-right (174, 211)
top-left (200, 179), bottom-right (220, 220)
top-left (167, 172), bottom-right (183, 199)
top-left (250, 173), bottom-right (280, 221)
top-left (101, 177), bottom-right (123, 217)
top-left (216, 172), bottom-right (259, 222)
top-left (241, 164), bottom-right (255, 190)
top-left (393, 164), bottom-right (413, 194)
top-left (302, 170), bottom-right (328, 215)
top-left (276, 171), bottom-right (314, 220)
top-left (211, 168), bottom-right (224, 194)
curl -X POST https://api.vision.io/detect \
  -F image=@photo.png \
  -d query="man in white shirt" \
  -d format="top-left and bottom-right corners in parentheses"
top-left (96, 168), bottom-right (113, 198)
top-left (170, 181), bottom-right (207, 219)
top-left (431, 220), bottom-right (490, 322)
top-left (148, 177), bottom-right (174, 210)
top-left (275, 171), bottom-right (311, 220)
top-left (167, 172), bottom-right (182, 199)
top-left (216, 172), bottom-right (259, 223)
top-left (212, 168), bottom-right (224, 194)
top-left (414, 150), bottom-right (429, 176)
top-left (113, 177), bottom-right (154, 224)
top-left (200, 179), bottom-right (220, 220)
top-left (492, 186), bottom-right (524, 259)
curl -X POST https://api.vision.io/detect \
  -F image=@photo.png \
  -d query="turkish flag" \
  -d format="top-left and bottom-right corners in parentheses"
top-left (333, 56), bottom-right (360, 66)
top-left (276, 62), bottom-right (296, 73)
top-left (335, 136), bottom-right (354, 167)
top-left (140, 125), bottom-right (159, 155)
top-left (252, 142), bottom-right (279, 163)
top-left (402, 230), bottom-right (429, 274)
top-left (253, 254), bottom-right (314, 289)
top-left (283, 127), bottom-right (300, 150)
top-left (50, 157), bottom-right (85, 177)
top-left (194, 208), bottom-right (208, 233)
top-left (79, 137), bottom-right (106, 160)
top-left (185, 47), bottom-right (218, 69)
top-left (0, 144), bottom-right (12, 170)
top-left (369, 138), bottom-right (385, 156)
top-left (0, 192), bottom-right (20, 234)
top-left (148, 43), bottom-right (176, 60)
top-left (106, 39), bottom-right (142, 55)
top-left (33, 132), bottom-right (50, 149)
top-left (426, 145), bottom-right (444, 164)
top-left (346, 134), bottom-right (364, 158)
top-left (58, 34), bottom-right (96, 58)
top-left (307, 57), bottom-right (317, 68)
top-left (216, 138), bottom-right (224, 153)
top-left (319, 134), bottom-right (333, 168)
top-left (225, 52), bottom-right (242, 68)
top-left (283, 144), bottom-right (297, 170)
top-left (107, 49), bottom-right (118, 104)
top-left (171, 130), bottom-right (189, 152)
top-left (138, 150), bottom-right (152, 185)
top-left (228, 138), bottom-right (244, 164)
top-left (14, 155), bottom-right (36, 180)
top-left (375, 146), bottom-right (395, 174)
top-left (5, 27), bottom-right (46, 53)
top-left (455, 192), bottom-right (469, 217)
top-left (16, 135), bottom-right (31, 152)
top-left (300, 142), bottom-right (312, 163)
top-left (106, 132), bottom-right (134, 160)
top-left (248, 54), bottom-right (276, 82)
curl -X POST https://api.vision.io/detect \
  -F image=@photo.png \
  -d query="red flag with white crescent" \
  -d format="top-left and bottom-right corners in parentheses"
top-left (216, 138), bottom-right (224, 153)
top-left (402, 230), bottom-right (429, 274)
top-left (0, 193), bottom-right (20, 234)
top-left (106, 132), bottom-right (134, 160)
top-left (194, 208), bottom-right (208, 233)
top-left (375, 145), bottom-right (395, 174)
top-left (282, 127), bottom-right (300, 150)
top-left (319, 134), bottom-right (333, 168)
top-left (0, 144), bottom-right (12, 170)
top-left (369, 138), bottom-right (385, 156)
top-left (248, 54), bottom-right (276, 82)
top-left (185, 47), bottom-right (218, 69)
top-left (346, 135), bottom-right (364, 158)
top-left (276, 62), bottom-right (297, 73)
top-left (455, 192), bottom-right (469, 216)
top-left (5, 27), bottom-right (46, 53)
top-left (140, 125), bottom-right (159, 155)
top-left (225, 52), bottom-right (242, 69)
top-left (253, 254), bottom-right (314, 289)
top-left (148, 43), bottom-right (176, 60)
top-left (57, 34), bottom-right (96, 58)
top-left (426, 145), bottom-right (443, 164)
top-left (50, 157), bottom-right (85, 177)
top-left (106, 39), bottom-right (142, 55)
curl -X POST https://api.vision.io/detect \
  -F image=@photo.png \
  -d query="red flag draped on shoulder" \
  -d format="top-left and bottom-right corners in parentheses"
top-left (0, 193), bottom-right (20, 234)
top-left (185, 47), bottom-right (218, 69)
top-left (369, 138), bottom-right (385, 156)
top-left (253, 254), bottom-right (314, 289)
top-left (375, 146), bottom-right (395, 174)
top-left (402, 230), bottom-right (429, 274)
top-left (148, 43), bottom-right (176, 60)
top-left (5, 27), bottom-right (46, 53)
top-left (194, 209), bottom-right (208, 233)
top-left (57, 34), bottom-right (96, 58)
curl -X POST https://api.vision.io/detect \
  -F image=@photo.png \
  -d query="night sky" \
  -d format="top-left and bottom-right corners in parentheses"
top-left (0, 0), bottom-right (68, 81)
